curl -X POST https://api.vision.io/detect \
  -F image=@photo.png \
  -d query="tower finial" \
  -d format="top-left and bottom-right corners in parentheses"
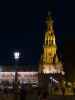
top-left (48, 11), bottom-right (51, 16)
top-left (45, 11), bottom-right (53, 31)
top-left (46, 11), bottom-right (52, 22)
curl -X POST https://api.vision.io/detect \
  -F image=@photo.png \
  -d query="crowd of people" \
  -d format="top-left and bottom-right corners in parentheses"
top-left (0, 80), bottom-right (75, 100)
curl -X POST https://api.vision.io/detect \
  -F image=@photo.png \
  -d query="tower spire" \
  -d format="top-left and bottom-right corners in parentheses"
top-left (48, 11), bottom-right (51, 16)
top-left (39, 14), bottom-right (64, 75)
top-left (45, 12), bottom-right (54, 31)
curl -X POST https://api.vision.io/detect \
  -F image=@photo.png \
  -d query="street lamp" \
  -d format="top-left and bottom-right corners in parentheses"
top-left (13, 51), bottom-right (20, 100)
top-left (14, 52), bottom-right (20, 61)
top-left (14, 51), bottom-right (20, 72)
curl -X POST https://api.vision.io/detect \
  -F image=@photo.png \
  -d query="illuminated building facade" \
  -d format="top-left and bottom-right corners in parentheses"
top-left (38, 14), bottom-right (65, 94)
top-left (39, 14), bottom-right (64, 75)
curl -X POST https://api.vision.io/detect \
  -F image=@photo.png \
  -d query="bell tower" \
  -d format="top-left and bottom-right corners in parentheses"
top-left (44, 14), bottom-right (56, 64)
top-left (39, 13), bottom-right (64, 75)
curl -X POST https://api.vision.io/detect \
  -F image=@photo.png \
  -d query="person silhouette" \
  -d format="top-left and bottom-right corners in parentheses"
top-left (20, 84), bottom-right (26, 100)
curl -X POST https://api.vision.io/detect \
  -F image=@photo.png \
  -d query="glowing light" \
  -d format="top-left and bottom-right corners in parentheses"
top-left (17, 71), bottom-right (38, 84)
top-left (14, 52), bottom-right (20, 60)
top-left (0, 71), bottom-right (38, 84)
top-left (67, 82), bottom-right (72, 86)
top-left (43, 65), bottom-right (59, 74)
top-left (63, 81), bottom-right (66, 84)
top-left (0, 72), bottom-right (15, 81)
top-left (49, 77), bottom-right (53, 80)
top-left (49, 77), bottom-right (59, 84)
top-left (61, 71), bottom-right (65, 75)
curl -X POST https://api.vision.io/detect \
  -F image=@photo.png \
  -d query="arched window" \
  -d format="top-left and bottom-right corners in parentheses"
top-left (46, 40), bottom-right (48, 45)
top-left (49, 40), bottom-right (51, 46)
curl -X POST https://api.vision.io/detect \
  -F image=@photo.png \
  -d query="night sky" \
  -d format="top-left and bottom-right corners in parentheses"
top-left (0, 0), bottom-right (75, 78)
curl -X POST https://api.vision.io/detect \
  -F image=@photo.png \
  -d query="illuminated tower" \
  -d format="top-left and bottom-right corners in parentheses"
top-left (39, 14), bottom-right (64, 75)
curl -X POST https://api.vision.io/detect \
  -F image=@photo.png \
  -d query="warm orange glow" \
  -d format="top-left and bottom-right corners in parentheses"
top-left (39, 15), bottom-right (64, 75)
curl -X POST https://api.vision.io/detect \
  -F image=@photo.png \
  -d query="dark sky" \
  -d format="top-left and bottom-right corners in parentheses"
top-left (0, 0), bottom-right (75, 76)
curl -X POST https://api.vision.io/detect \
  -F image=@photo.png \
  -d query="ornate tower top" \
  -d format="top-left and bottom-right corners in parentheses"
top-left (45, 12), bottom-right (54, 31)
top-left (44, 14), bottom-right (55, 48)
